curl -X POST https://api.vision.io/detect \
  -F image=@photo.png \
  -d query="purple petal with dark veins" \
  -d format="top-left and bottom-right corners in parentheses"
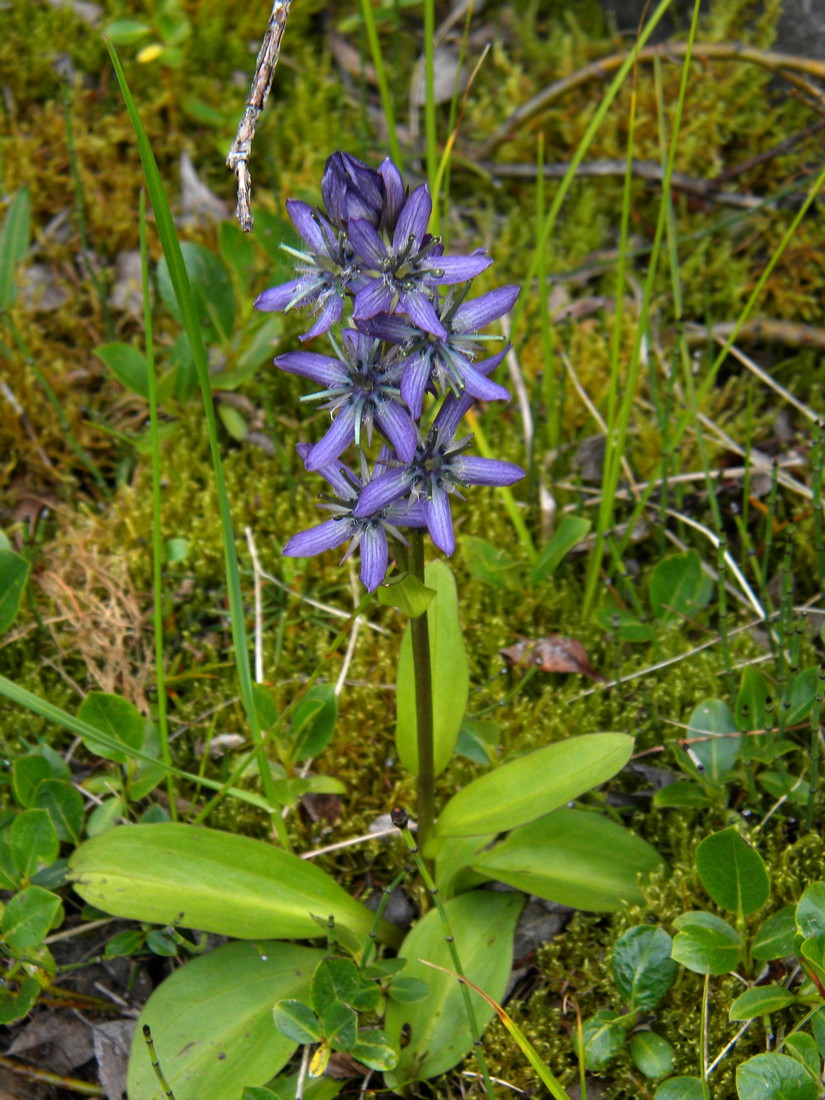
top-left (354, 469), bottom-right (410, 517)
top-left (353, 279), bottom-right (396, 321)
top-left (424, 489), bottom-right (455, 555)
top-left (397, 289), bottom-right (447, 338)
top-left (359, 526), bottom-right (389, 591)
top-left (389, 500), bottom-right (429, 528)
top-left (305, 407), bottom-right (358, 470)
top-left (356, 313), bottom-right (417, 344)
top-left (455, 456), bottom-right (525, 486)
top-left (400, 352), bottom-right (434, 419)
top-left (275, 351), bottom-right (347, 387)
top-left (286, 199), bottom-right (327, 253)
top-left (347, 218), bottom-right (388, 268)
top-left (428, 253), bottom-right (492, 285)
top-left (299, 294), bottom-right (345, 341)
top-left (461, 363), bottom-right (510, 403)
top-left (453, 284), bottom-right (520, 332)
top-left (283, 517), bottom-right (352, 557)
top-left (379, 159), bottom-right (405, 232)
top-left (393, 184), bottom-right (431, 251)
top-left (375, 400), bottom-right (417, 462)
top-left (255, 280), bottom-right (302, 312)
top-left (433, 393), bottom-right (470, 439)
top-left (296, 443), bottom-right (357, 499)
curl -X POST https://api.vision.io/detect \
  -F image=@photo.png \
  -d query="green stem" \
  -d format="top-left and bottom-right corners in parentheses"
top-left (408, 533), bottom-right (435, 852)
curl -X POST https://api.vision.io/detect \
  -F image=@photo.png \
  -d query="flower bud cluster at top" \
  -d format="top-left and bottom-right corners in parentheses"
top-left (255, 151), bottom-right (525, 592)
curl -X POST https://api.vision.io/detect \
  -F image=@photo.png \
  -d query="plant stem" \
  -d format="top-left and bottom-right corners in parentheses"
top-left (408, 532), bottom-right (435, 852)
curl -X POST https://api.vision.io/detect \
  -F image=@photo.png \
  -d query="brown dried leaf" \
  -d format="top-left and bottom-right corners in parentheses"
top-left (500, 636), bottom-right (606, 682)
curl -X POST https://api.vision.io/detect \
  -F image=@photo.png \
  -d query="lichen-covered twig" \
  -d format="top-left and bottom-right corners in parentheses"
top-left (226, 0), bottom-right (292, 231)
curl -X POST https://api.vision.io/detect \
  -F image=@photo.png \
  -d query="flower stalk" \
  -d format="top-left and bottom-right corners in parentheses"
top-left (407, 532), bottom-right (435, 852)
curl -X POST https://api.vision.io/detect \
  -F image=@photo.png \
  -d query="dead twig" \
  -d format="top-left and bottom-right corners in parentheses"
top-left (476, 42), bottom-right (825, 159)
top-left (226, 0), bottom-right (292, 232)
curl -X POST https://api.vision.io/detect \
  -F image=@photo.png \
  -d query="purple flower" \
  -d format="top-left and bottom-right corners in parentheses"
top-left (275, 329), bottom-right (418, 471)
top-left (358, 284), bottom-right (520, 417)
top-left (353, 398), bottom-right (524, 556)
top-left (254, 199), bottom-right (364, 340)
top-left (347, 184), bottom-right (492, 338)
top-left (321, 152), bottom-right (384, 228)
top-left (283, 445), bottom-right (427, 591)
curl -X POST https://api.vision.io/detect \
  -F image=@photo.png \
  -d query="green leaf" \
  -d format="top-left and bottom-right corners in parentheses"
top-left (431, 732), bottom-right (633, 840)
top-left (157, 242), bottom-right (235, 346)
top-left (94, 342), bottom-right (150, 398)
top-left (784, 667), bottom-right (819, 727)
top-left (349, 1028), bottom-right (398, 1072)
top-left (127, 942), bottom-right (322, 1100)
top-left (736, 1052), bottom-right (819, 1100)
top-left (311, 958), bottom-right (361, 1016)
top-left (376, 572), bottom-right (436, 614)
top-left (649, 551), bottom-right (710, 624)
top-left (273, 1000), bottom-right (323, 1044)
top-left (654, 1077), bottom-right (710, 1100)
top-left (576, 1009), bottom-right (625, 1071)
top-left (629, 1031), bottom-right (675, 1079)
top-left (595, 602), bottom-right (655, 643)
top-left (810, 1008), bottom-right (825, 1057)
top-left (684, 698), bottom-right (740, 781)
top-left (0, 548), bottom-right (30, 635)
top-left (529, 516), bottom-right (591, 584)
top-left (218, 220), bottom-right (257, 286)
top-left (695, 827), bottom-right (769, 917)
top-left (321, 1001), bottom-right (357, 1051)
top-left (455, 716), bottom-right (501, 765)
top-left (799, 934), bottom-right (825, 989)
top-left (613, 926), bottom-right (677, 1011)
top-left (384, 891), bottom-right (523, 1087)
top-left (1, 886), bottom-right (62, 950)
top-left (289, 684), bottom-right (337, 762)
top-left (9, 809), bottom-right (59, 879)
top-left (652, 780), bottom-right (715, 809)
top-left (216, 402), bottom-right (248, 440)
top-left (396, 561), bottom-right (468, 778)
top-left (729, 986), bottom-right (798, 1021)
top-left (105, 929), bottom-right (145, 958)
top-left (671, 911), bottom-right (740, 975)
top-left (30, 779), bottom-right (84, 843)
top-left (752, 907), bottom-right (797, 962)
top-left (77, 692), bottom-right (145, 764)
top-left (0, 188), bottom-right (30, 310)
top-left (386, 976), bottom-right (429, 1003)
top-left (783, 1033), bottom-right (820, 1080)
top-left (0, 977), bottom-right (39, 1025)
top-left (795, 882), bottom-right (825, 939)
top-left (12, 755), bottom-right (54, 808)
top-left (470, 807), bottom-right (664, 911)
top-left (104, 19), bottom-right (152, 44)
top-left (69, 823), bottom-right (402, 946)
top-left (462, 535), bottom-right (522, 589)
top-left (736, 667), bottom-right (770, 733)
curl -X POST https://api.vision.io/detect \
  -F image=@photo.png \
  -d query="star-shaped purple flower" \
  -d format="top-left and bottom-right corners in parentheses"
top-left (275, 329), bottom-right (417, 471)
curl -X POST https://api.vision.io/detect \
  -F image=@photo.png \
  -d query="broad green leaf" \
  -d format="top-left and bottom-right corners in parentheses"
top-left (9, 809), bottom-right (59, 879)
top-left (396, 561), bottom-right (468, 778)
top-left (684, 698), bottom-right (740, 781)
top-left (0, 188), bottom-right (30, 310)
top-left (105, 929), bottom-right (144, 959)
top-left (376, 573), bottom-right (436, 615)
top-left (387, 976), bottom-right (429, 1003)
top-left (785, 1033), bottom-right (820, 1079)
top-left (217, 316), bottom-right (283, 388)
top-left (529, 516), bottom-right (591, 584)
top-left (736, 667), bottom-right (770, 733)
top-left (671, 911), bottom-right (740, 975)
top-left (321, 1001), bottom-right (357, 1051)
top-left (795, 882), bottom-right (825, 939)
top-left (455, 717), bottom-right (501, 765)
top-left (752, 907), bottom-right (797, 962)
top-left (12, 755), bottom-right (54, 808)
top-left (462, 535), bottom-right (522, 590)
top-left (218, 220), bottom-right (257, 286)
top-left (77, 692), bottom-right (145, 764)
top-left (349, 1028), bottom-right (398, 1071)
top-left (217, 402), bottom-right (248, 440)
top-left (432, 733), bottom-right (633, 840)
top-left (384, 891), bottom-right (523, 1087)
top-left (157, 242), bottom-right (235, 346)
top-left (629, 1031), bottom-right (675, 1079)
top-left (695, 827), bottom-right (769, 917)
top-left (649, 551), bottom-right (710, 624)
top-left (1, 886), bottom-right (62, 950)
top-left (289, 684), bottom-right (337, 762)
top-left (784, 668), bottom-right (819, 727)
top-left (311, 958), bottom-right (360, 1016)
top-left (104, 19), bottom-right (152, 44)
top-left (729, 986), bottom-right (797, 1021)
top-left (595, 602), bottom-right (655, 643)
top-left (433, 833), bottom-right (491, 899)
top-left (0, 976), bottom-right (39, 1025)
top-left (652, 780), bottom-right (714, 809)
top-left (613, 926), bottom-right (677, 1011)
top-left (654, 1077), bottom-right (710, 1100)
top-left (31, 779), bottom-right (83, 843)
top-left (799, 934), bottom-right (825, 989)
top-left (470, 807), bottom-right (663, 911)
top-left (94, 342), bottom-right (150, 398)
top-left (811, 1008), bottom-right (825, 1057)
top-left (69, 823), bottom-right (402, 946)
top-left (736, 1052), bottom-right (818, 1100)
top-left (576, 1009), bottom-right (625, 1071)
top-left (273, 1000), bottom-right (322, 1044)
top-left (0, 548), bottom-right (30, 635)
top-left (127, 941), bottom-right (322, 1100)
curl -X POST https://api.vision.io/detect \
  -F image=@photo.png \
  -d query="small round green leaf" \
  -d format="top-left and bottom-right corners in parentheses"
top-left (753, 907), bottom-right (797, 962)
top-left (273, 1000), bottom-right (322, 1044)
top-left (736, 1052), bottom-right (818, 1100)
top-left (77, 692), bottom-right (145, 764)
top-left (671, 911), bottom-right (740, 975)
top-left (654, 1077), bottom-right (710, 1100)
top-left (629, 1031), bottom-right (675, 1079)
top-left (729, 986), bottom-right (797, 1021)
top-left (613, 926), bottom-right (677, 1011)
top-left (695, 827), bottom-right (769, 917)
top-left (576, 1009), bottom-right (626, 1071)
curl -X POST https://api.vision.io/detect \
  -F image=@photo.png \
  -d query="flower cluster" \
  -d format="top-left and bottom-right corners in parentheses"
top-left (257, 152), bottom-right (524, 591)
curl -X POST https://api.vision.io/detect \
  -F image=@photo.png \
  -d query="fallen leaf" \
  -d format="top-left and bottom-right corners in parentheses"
top-left (500, 636), bottom-right (606, 682)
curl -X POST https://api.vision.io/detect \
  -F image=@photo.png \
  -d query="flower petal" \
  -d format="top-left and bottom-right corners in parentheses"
top-left (286, 199), bottom-right (327, 253)
top-left (455, 456), bottom-right (525, 486)
top-left (283, 517), bottom-right (352, 557)
top-left (461, 362), bottom-right (510, 403)
top-left (347, 218), bottom-right (387, 268)
top-left (424, 489), bottom-right (455, 555)
top-left (394, 184), bottom-right (431, 251)
top-left (428, 252), bottom-right (492, 285)
top-left (255, 279), bottom-right (303, 312)
top-left (397, 289), bottom-right (447, 338)
top-left (356, 312), bottom-right (416, 344)
top-left (401, 352), bottom-right (434, 419)
top-left (354, 469), bottom-right (410, 517)
top-left (299, 293), bottom-right (345, 341)
top-left (353, 279), bottom-right (396, 321)
top-left (379, 158), bottom-right (406, 233)
top-left (359, 525), bottom-right (389, 591)
top-left (305, 407), bottom-right (358, 470)
top-left (453, 284), bottom-right (520, 332)
top-left (375, 399), bottom-right (417, 462)
top-left (275, 351), bottom-right (347, 387)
